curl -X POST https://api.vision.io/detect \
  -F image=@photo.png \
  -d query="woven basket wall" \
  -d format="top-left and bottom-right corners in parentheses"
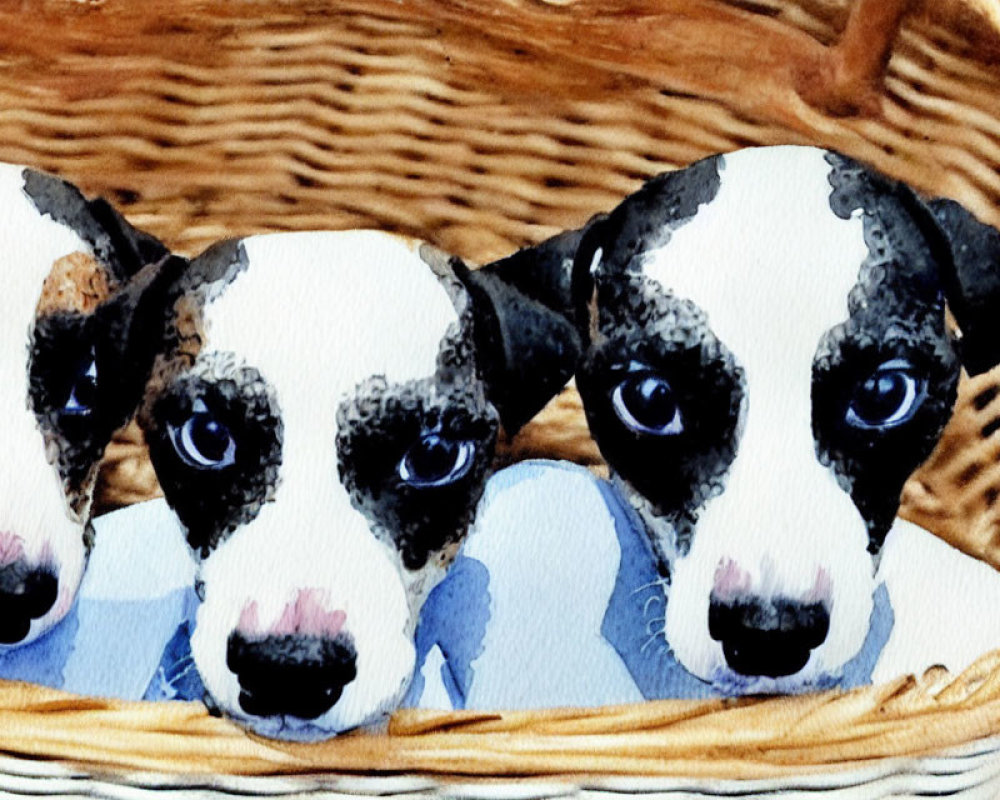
top-left (2, 0), bottom-right (1000, 792)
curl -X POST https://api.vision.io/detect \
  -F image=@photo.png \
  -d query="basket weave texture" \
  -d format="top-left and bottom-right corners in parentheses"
top-left (2, 651), bottom-right (1000, 783)
top-left (1, 0), bottom-right (1000, 786)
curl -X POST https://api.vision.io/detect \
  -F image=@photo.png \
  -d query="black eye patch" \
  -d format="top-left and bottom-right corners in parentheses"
top-left (144, 368), bottom-right (283, 556)
top-left (611, 369), bottom-right (684, 437)
top-left (336, 376), bottom-right (498, 571)
top-left (813, 315), bottom-right (959, 553)
top-left (815, 151), bottom-right (962, 553)
top-left (577, 278), bottom-right (744, 553)
top-left (28, 312), bottom-right (115, 491)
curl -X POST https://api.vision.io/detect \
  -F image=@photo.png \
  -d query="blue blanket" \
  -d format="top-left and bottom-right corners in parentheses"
top-left (408, 460), bottom-right (893, 709)
top-left (0, 499), bottom-right (198, 700)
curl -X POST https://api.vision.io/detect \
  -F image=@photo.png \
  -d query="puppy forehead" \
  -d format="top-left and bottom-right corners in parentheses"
top-left (641, 147), bottom-right (867, 365)
top-left (201, 231), bottom-right (461, 391)
top-left (1, 165), bottom-right (91, 337)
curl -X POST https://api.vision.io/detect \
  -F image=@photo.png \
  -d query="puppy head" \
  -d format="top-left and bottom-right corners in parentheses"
top-left (137, 230), bottom-right (574, 739)
top-left (0, 164), bottom-right (176, 645)
top-left (568, 146), bottom-right (995, 693)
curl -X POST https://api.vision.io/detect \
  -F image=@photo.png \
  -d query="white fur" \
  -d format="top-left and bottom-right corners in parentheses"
top-left (192, 505), bottom-right (416, 736)
top-left (643, 147), bottom-right (876, 688)
top-left (873, 519), bottom-right (1000, 682)
top-left (188, 231), bottom-right (461, 736)
top-left (458, 465), bottom-right (643, 708)
top-left (0, 164), bottom-right (96, 643)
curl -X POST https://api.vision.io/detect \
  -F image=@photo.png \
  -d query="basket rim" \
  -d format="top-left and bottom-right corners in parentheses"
top-left (0, 648), bottom-right (998, 781)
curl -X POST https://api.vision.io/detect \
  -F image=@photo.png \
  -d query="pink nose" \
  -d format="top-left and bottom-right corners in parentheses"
top-left (712, 559), bottom-right (753, 601)
top-left (713, 559), bottom-right (833, 605)
top-left (0, 531), bottom-right (25, 569)
top-left (237, 589), bottom-right (347, 638)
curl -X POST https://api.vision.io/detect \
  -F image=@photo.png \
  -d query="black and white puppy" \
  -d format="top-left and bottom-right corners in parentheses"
top-left (513, 145), bottom-right (1000, 695)
top-left (135, 230), bottom-right (576, 739)
top-left (0, 163), bottom-right (180, 649)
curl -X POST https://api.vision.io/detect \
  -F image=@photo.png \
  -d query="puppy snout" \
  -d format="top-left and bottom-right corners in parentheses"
top-left (708, 595), bottom-right (830, 678)
top-left (0, 562), bottom-right (58, 644)
top-left (0, 531), bottom-right (25, 568)
top-left (226, 631), bottom-right (358, 720)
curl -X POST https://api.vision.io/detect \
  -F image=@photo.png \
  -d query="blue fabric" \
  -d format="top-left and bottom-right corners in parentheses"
top-left (0, 499), bottom-right (198, 701)
top-left (409, 461), bottom-right (568, 709)
top-left (0, 586), bottom-right (201, 700)
top-left (597, 481), bottom-right (719, 700)
top-left (841, 582), bottom-right (894, 687)
top-left (143, 589), bottom-right (205, 703)
top-left (406, 554), bottom-right (491, 709)
top-left (64, 587), bottom-right (196, 699)
top-left (408, 461), bottom-right (898, 708)
top-left (0, 602), bottom-right (81, 689)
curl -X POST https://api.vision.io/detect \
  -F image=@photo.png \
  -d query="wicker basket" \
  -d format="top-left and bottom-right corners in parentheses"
top-left (2, 0), bottom-right (1000, 794)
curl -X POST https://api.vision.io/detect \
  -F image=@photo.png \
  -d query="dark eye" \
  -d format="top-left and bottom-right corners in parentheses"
top-left (167, 399), bottom-right (236, 470)
top-left (399, 433), bottom-right (475, 488)
top-left (611, 371), bottom-right (683, 436)
top-left (846, 359), bottom-right (925, 430)
top-left (61, 354), bottom-right (97, 416)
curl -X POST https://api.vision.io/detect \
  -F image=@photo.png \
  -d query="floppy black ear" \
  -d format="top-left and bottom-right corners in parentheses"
top-left (455, 233), bottom-right (585, 435)
top-left (92, 254), bottom-right (189, 431)
top-left (22, 169), bottom-right (170, 282)
top-left (928, 198), bottom-right (1000, 376)
top-left (477, 229), bottom-right (584, 324)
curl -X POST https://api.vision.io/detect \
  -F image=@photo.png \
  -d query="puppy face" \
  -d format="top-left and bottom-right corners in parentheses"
top-left (140, 231), bottom-right (550, 739)
top-left (574, 147), bottom-right (962, 693)
top-left (0, 164), bottom-right (173, 646)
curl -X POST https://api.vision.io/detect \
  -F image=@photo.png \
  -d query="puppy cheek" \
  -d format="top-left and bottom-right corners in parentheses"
top-left (190, 590), bottom-right (244, 717)
top-left (320, 614), bottom-right (415, 732)
top-left (16, 500), bottom-right (90, 641)
top-left (814, 533), bottom-right (876, 676)
top-left (313, 543), bottom-right (416, 732)
top-left (664, 549), bottom-right (723, 682)
top-left (49, 536), bottom-right (87, 623)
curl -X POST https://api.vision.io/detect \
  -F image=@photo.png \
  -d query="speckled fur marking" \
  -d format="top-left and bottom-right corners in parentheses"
top-left (336, 369), bottom-right (498, 571)
top-left (815, 152), bottom-right (959, 552)
top-left (143, 359), bottom-right (284, 555)
top-left (576, 276), bottom-right (744, 562)
top-left (137, 231), bottom-right (519, 738)
top-left (0, 163), bottom-right (175, 646)
top-left (573, 146), bottom-right (966, 692)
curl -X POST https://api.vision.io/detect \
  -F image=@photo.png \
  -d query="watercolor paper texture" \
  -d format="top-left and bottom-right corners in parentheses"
top-left (7, 145), bottom-right (1000, 736)
top-left (2, 142), bottom-right (1000, 800)
top-left (0, 165), bottom-right (192, 697)
top-left (2, 0), bottom-right (1000, 793)
top-left (413, 145), bottom-right (1000, 710)
top-left (127, 229), bottom-right (576, 740)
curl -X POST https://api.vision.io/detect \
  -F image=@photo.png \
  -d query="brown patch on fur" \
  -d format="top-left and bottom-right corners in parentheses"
top-left (138, 290), bottom-right (206, 431)
top-left (35, 252), bottom-right (118, 317)
top-left (93, 421), bottom-right (164, 514)
top-left (46, 429), bottom-right (98, 526)
top-left (172, 292), bottom-right (205, 365)
top-left (587, 281), bottom-right (600, 345)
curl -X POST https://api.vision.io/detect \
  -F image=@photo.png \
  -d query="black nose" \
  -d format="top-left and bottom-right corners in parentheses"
top-left (226, 631), bottom-right (358, 720)
top-left (708, 596), bottom-right (830, 678)
top-left (0, 564), bottom-right (58, 644)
